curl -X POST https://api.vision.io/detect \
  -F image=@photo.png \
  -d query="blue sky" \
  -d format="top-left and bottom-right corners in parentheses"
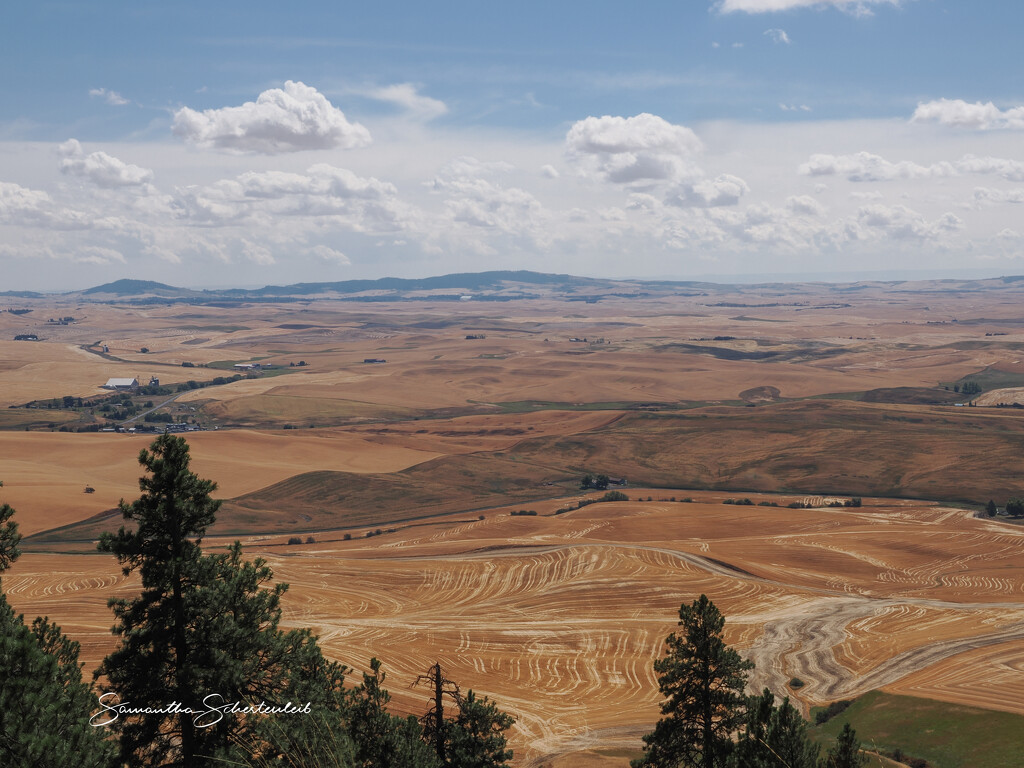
top-left (3, 0), bottom-right (1024, 289)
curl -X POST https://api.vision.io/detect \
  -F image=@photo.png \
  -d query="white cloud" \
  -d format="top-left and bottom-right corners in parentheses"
top-left (172, 81), bottom-right (371, 154)
top-left (764, 28), bottom-right (791, 44)
top-left (780, 103), bottom-right (811, 112)
top-left (0, 180), bottom-right (92, 230)
top-left (800, 151), bottom-right (1024, 182)
top-left (799, 151), bottom-right (955, 181)
top-left (241, 241), bottom-right (275, 265)
top-left (565, 113), bottom-right (703, 185)
top-left (89, 88), bottom-right (128, 106)
top-left (912, 99), bottom-right (1024, 131)
top-left (58, 139), bottom-right (154, 188)
top-left (309, 245), bottom-right (351, 264)
top-left (667, 174), bottom-right (750, 208)
top-left (540, 164), bottom-right (560, 179)
top-left (76, 246), bottom-right (126, 265)
top-left (856, 204), bottom-right (962, 241)
top-left (954, 155), bottom-right (1024, 182)
top-left (173, 164), bottom-right (401, 229)
top-left (786, 195), bottom-right (825, 216)
top-left (367, 83), bottom-right (447, 121)
top-left (715, 0), bottom-right (900, 15)
top-left (972, 187), bottom-right (1024, 206)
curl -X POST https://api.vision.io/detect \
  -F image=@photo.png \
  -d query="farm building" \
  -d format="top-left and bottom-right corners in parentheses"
top-left (103, 377), bottom-right (139, 390)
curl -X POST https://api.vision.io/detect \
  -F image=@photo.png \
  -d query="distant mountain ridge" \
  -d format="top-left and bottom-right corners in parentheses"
top-left (50, 270), bottom-right (1024, 304)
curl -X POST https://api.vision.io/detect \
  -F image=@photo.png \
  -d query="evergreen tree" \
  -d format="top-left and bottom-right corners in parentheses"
top-left (414, 662), bottom-right (515, 768)
top-left (821, 723), bottom-right (868, 768)
top-left (0, 504), bottom-right (117, 768)
top-left (97, 435), bottom-right (350, 767)
top-left (445, 690), bottom-right (515, 768)
top-left (762, 697), bottom-right (818, 768)
top-left (348, 658), bottom-right (440, 768)
top-left (633, 594), bottom-right (753, 768)
top-left (986, 500), bottom-right (997, 517)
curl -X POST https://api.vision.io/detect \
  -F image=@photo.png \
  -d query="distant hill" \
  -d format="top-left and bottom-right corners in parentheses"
top-left (232, 270), bottom-right (593, 296)
top-left (81, 279), bottom-right (189, 296)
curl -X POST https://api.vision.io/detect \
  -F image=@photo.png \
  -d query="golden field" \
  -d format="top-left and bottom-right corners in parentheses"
top-left (3, 275), bottom-right (1024, 765)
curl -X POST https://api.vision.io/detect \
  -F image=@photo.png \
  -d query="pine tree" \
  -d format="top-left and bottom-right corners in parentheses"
top-left (821, 723), bottom-right (868, 768)
top-left (0, 503), bottom-right (118, 768)
top-left (96, 435), bottom-right (350, 767)
top-left (348, 658), bottom-right (440, 768)
top-left (446, 690), bottom-right (515, 768)
top-left (633, 594), bottom-right (753, 768)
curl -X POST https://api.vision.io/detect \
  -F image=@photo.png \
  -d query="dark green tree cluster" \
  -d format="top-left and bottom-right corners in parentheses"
top-left (633, 594), bottom-right (867, 768)
top-left (1005, 498), bottom-right (1024, 518)
top-left (580, 473), bottom-right (610, 491)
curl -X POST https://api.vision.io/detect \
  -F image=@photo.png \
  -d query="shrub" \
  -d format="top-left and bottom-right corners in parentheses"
top-left (600, 491), bottom-right (628, 502)
top-left (286, 536), bottom-right (302, 545)
top-left (304, 536), bottom-right (315, 544)
top-left (343, 533), bottom-right (352, 541)
top-left (814, 699), bottom-right (853, 725)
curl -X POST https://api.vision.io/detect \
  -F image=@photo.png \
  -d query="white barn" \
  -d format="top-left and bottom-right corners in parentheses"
top-left (103, 377), bottom-right (139, 390)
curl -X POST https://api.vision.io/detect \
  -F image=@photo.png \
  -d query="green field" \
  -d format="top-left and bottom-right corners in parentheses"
top-left (812, 691), bottom-right (1024, 768)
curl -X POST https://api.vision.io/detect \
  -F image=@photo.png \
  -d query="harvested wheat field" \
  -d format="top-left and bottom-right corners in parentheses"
top-left (7, 496), bottom-right (1024, 765)
top-left (5, 275), bottom-right (1024, 765)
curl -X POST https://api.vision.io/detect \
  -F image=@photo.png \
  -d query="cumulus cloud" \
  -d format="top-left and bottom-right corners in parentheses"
top-left (309, 245), bottom-right (351, 264)
top-left (667, 175), bottom-right (750, 208)
top-left (973, 187), bottom-right (1024, 206)
top-left (785, 195), bottom-right (825, 216)
top-left (764, 28), bottom-right (791, 44)
top-left (172, 81), bottom-right (371, 154)
top-left (800, 151), bottom-right (1024, 182)
top-left (76, 246), bottom-right (126, 265)
top-left (58, 139), bottom-right (154, 188)
top-left (89, 88), bottom-right (128, 106)
top-left (715, 0), bottom-right (900, 15)
top-left (367, 83), bottom-right (447, 121)
top-left (172, 164), bottom-right (402, 232)
top-left (954, 155), bottom-right (1024, 182)
top-left (799, 151), bottom-right (955, 181)
top-left (540, 164), bottom-right (560, 179)
top-left (856, 204), bottom-right (962, 241)
top-left (0, 180), bottom-right (91, 230)
top-left (565, 113), bottom-right (703, 185)
top-left (912, 99), bottom-right (1024, 131)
